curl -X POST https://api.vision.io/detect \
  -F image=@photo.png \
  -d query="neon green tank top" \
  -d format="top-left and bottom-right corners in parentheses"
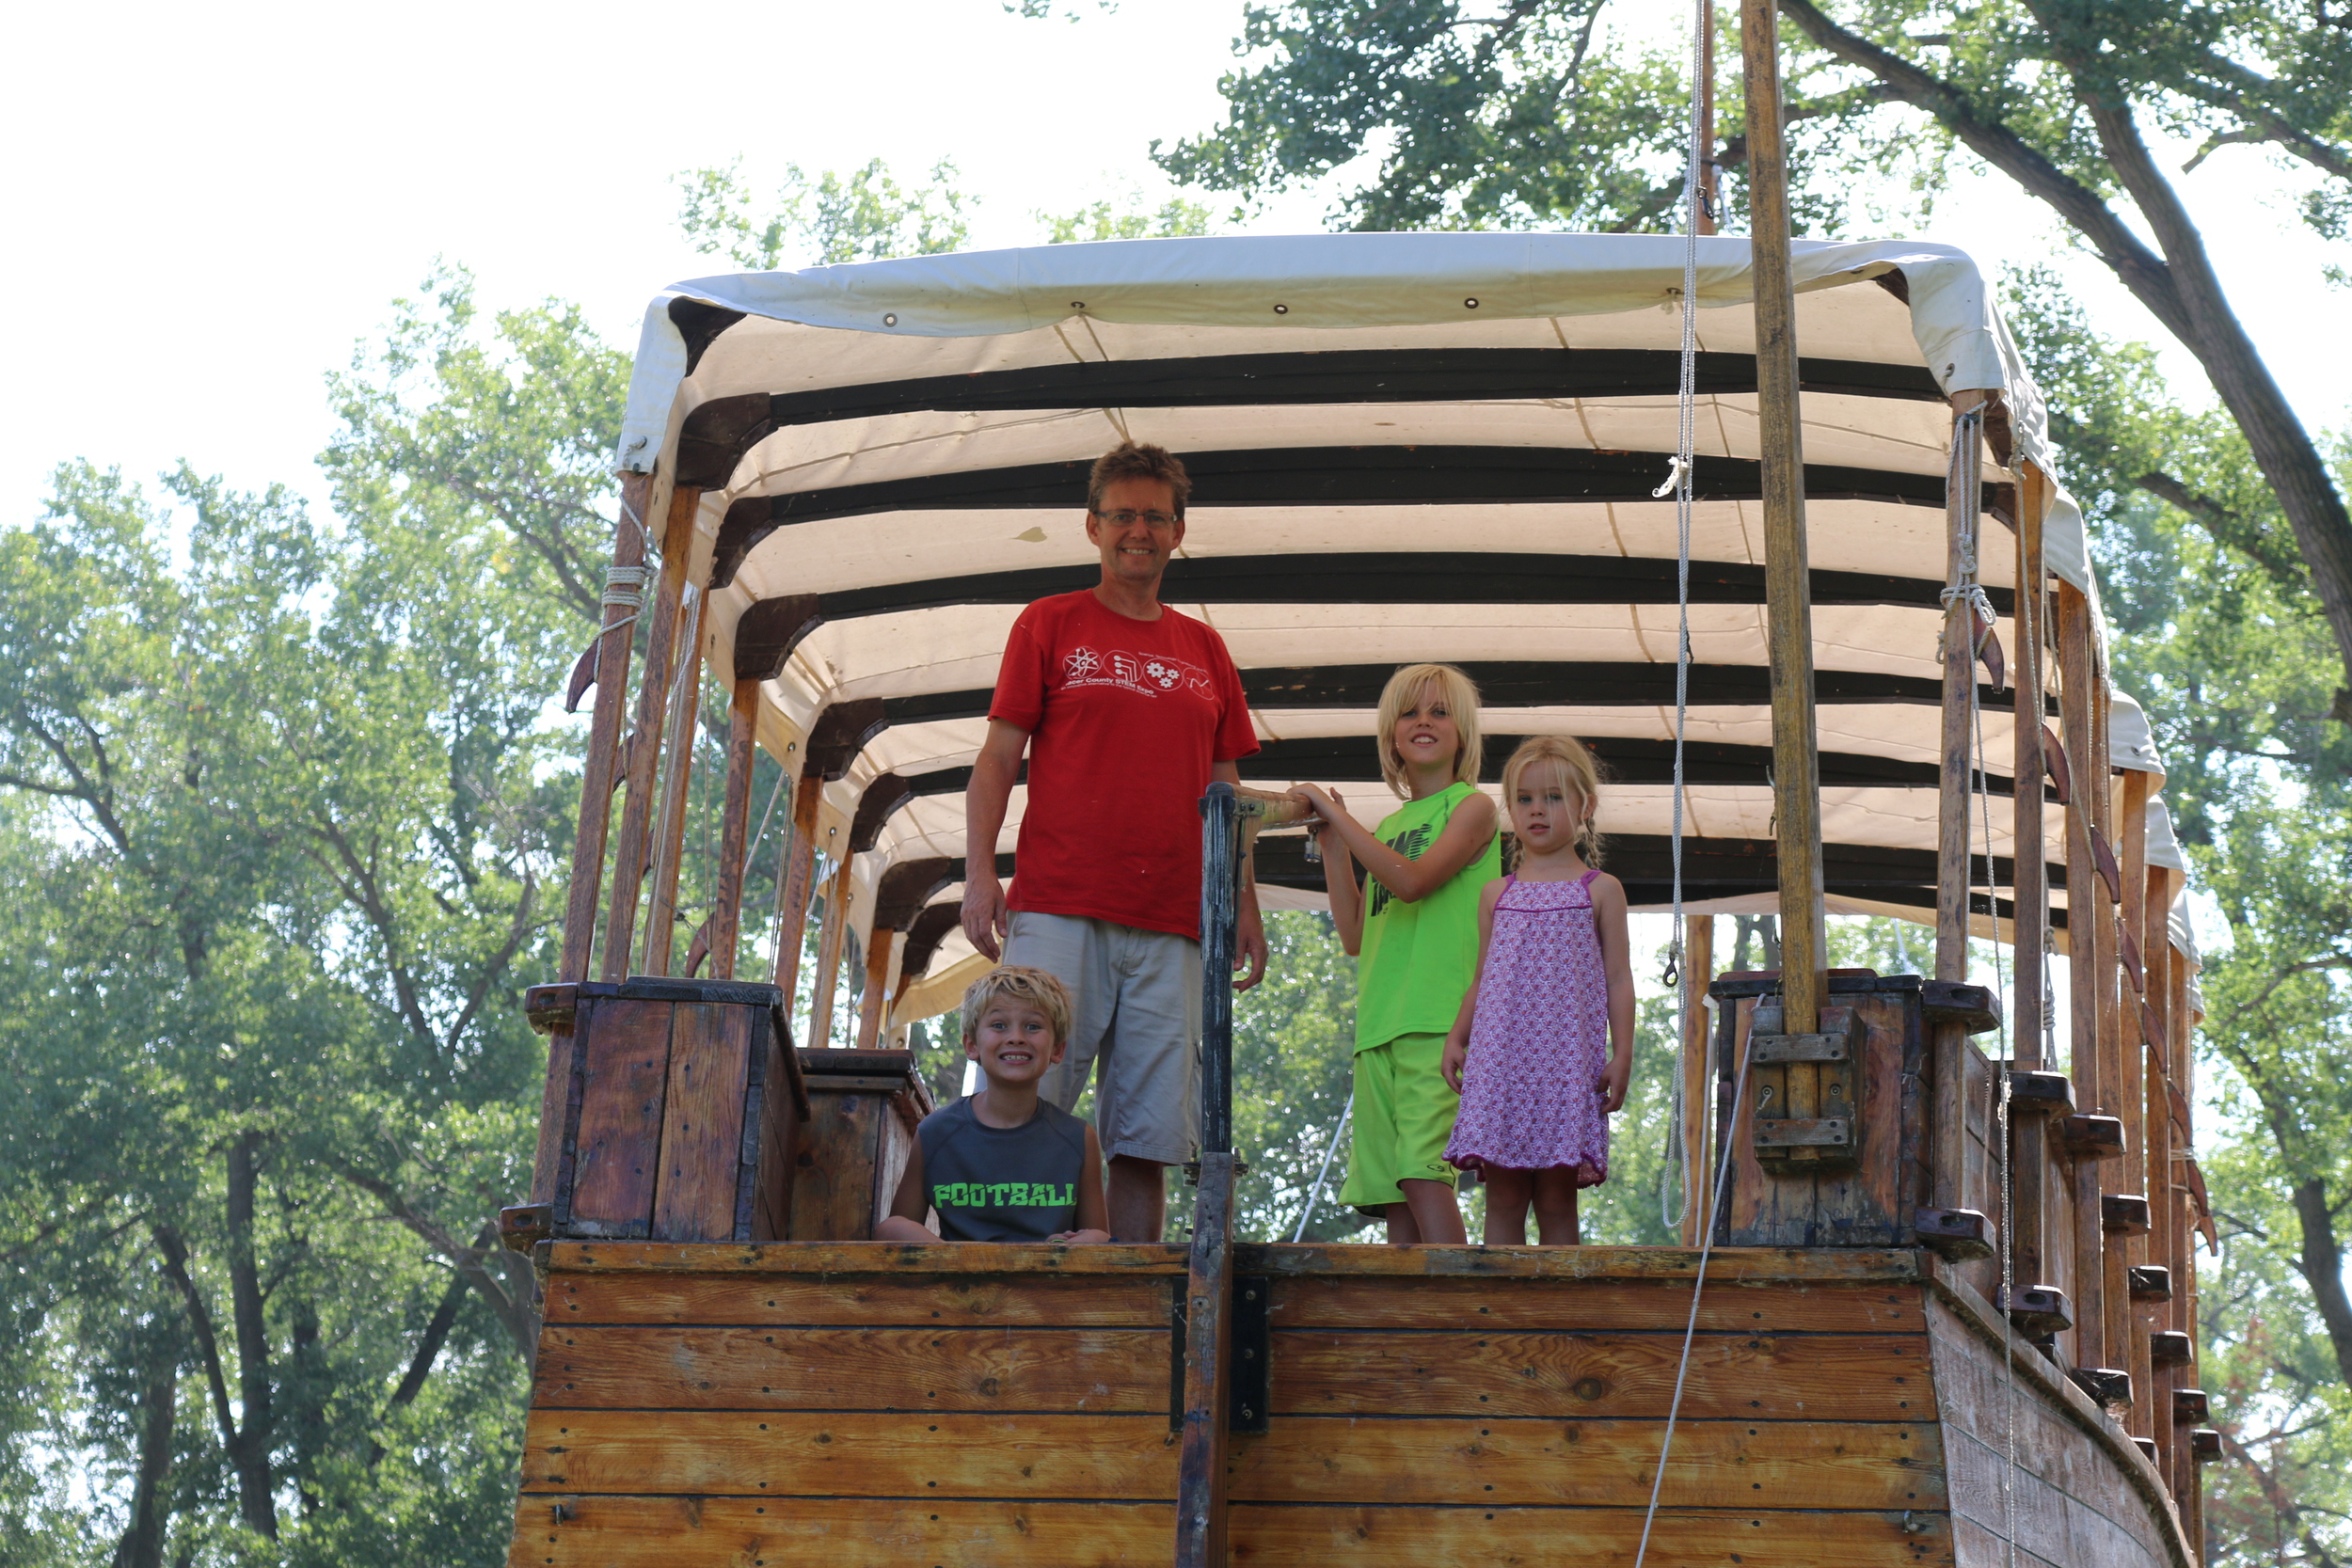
top-left (1352, 781), bottom-right (1502, 1052)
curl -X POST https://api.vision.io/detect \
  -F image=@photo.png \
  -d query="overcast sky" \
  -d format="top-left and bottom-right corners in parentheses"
top-left (8, 0), bottom-right (2346, 531)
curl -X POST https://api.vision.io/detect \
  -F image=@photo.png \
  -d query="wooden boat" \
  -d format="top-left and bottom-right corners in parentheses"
top-left (496, 26), bottom-right (2215, 1566)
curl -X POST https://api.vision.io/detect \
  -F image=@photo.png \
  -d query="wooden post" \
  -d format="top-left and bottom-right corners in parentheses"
top-left (1175, 1152), bottom-right (1236, 1567)
top-left (808, 852), bottom-right (853, 1049)
top-left (706, 679), bottom-right (760, 981)
top-left (1931, 397), bottom-right (1987, 1216)
top-left (2143, 863), bottom-right (2179, 1486)
top-left (2008, 461), bottom-right (2052, 1297)
top-left (2091, 673), bottom-right (2133, 1395)
top-left (1741, 0), bottom-right (1829, 1036)
top-left (771, 773), bottom-right (824, 1002)
top-left (533, 470), bottom-right (654, 1207)
top-left (1679, 915), bottom-right (1716, 1245)
top-left (601, 484), bottom-right (701, 982)
top-left (2166, 908), bottom-right (2201, 1523)
top-left (642, 589), bottom-right (707, 975)
top-left (2117, 768), bottom-right (2154, 1440)
top-left (2057, 582), bottom-right (2108, 1373)
top-left (854, 927), bottom-right (898, 1050)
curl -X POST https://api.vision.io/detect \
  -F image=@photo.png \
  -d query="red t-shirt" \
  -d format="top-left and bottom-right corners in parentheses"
top-left (989, 590), bottom-right (1260, 939)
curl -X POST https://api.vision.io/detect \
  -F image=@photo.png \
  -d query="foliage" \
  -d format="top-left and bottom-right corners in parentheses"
top-left (675, 157), bottom-right (972, 270)
top-left (1040, 196), bottom-right (1214, 244)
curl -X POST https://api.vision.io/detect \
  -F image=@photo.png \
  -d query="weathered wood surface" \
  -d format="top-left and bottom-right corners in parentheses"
top-left (1269, 1330), bottom-right (1936, 1420)
top-left (1267, 1275), bottom-right (1926, 1333)
top-left (600, 483), bottom-right (700, 983)
top-left (549, 1269), bottom-right (1174, 1326)
top-left (546, 1241), bottom-right (1192, 1275)
top-left (565, 1000), bottom-right (671, 1232)
top-left (1229, 1417), bottom-right (1945, 1510)
top-left (1176, 1151), bottom-right (1237, 1568)
top-left (1928, 1273), bottom-right (2194, 1568)
top-left (519, 1410), bottom-right (1180, 1497)
top-left (534, 1323), bottom-right (1168, 1411)
top-left (1227, 1503), bottom-right (1949, 1566)
top-left (652, 1004), bottom-right (752, 1241)
top-left (787, 1052), bottom-right (925, 1240)
top-left (1679, 914), bottom-right (1716, 1245)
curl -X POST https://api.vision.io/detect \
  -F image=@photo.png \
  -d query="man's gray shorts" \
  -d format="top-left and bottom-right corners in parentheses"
top-left (1003, 911), bottom-right (1200, 1166)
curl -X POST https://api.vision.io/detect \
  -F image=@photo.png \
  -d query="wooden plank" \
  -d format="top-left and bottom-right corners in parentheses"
top-left (532, 1324), bottom-right (1168, 1411)
top-left (1176, 1151), bottom-right (1236, 1568)
top-left (559, 468), bottom-right (654, 984)
top-left (518, 1410), bottom-right (1178, 1497)
top-left (641, 583), bottom-right (706, 975)
top-left (1240, 1243), bottom-right (1925, 1283)
top-left (771, 772), bottom-right (823, 1003)
top-left (1938, 397), bottom-right (1985, 980)
top-left (808, 857), bottom-right (854, 1048)
top-left (752, 1022), bottom-right (796, 1243)
top-left (1227, 1416), bottom-right (1945, 1510)
top-left (1724, 990), bottom-right (1917, 1246)
top-left (548, 1269), bottom-right (1174, 1326)
top-left (565, 999), bottom-right (675, 1234)
top-left (650, 1003), bottom-right (754, 1242)
top-left (855, 921), bottom-right (895, 1049)
top-left (2056, 582), bottom-right (2107, 1370)
top-left (1265, 1275), bottom-right (1926, 1333)
top-left (787, 1088), bottom-right (886, 1241)
top-left (1741, 0), bottom-right (1827, 1035)
top-left (1679, 914), bottom-right (1715, 1245)
top-left (601, 483), bottom-right (700, 983)
top-left (514, 1497), bottom-right (1172, 1568)
top-left (1229, 1503), bottom-right (1949, 1566)
top-left (547, 1241), bottom-right (1191, 1275)
top-left (2011, 460), bottom-right (2050, 1069)
top-left (1269, 1330), bottom-right (1936, 1420)
top-left (707, 678), bottom-right (760, 979)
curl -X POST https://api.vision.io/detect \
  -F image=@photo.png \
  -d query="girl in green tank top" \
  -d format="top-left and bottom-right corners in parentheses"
top-left (1291, 664), bottom-right (1501, 1244)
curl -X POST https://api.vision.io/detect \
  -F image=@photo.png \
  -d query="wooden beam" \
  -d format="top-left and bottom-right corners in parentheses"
top-left (854, 927), bottom-right (897, 1049)
top-left (601, 484), bottom-right (701, 982)
top-left (535, 470), bottom-right (654, 1207)
top-left (2117, 768), bottom-right (2154, 1441)
top-left (1931, 398), bottom-right (1989, 1220)
top-left (641, 589), bottom-right (707, 976)
top-left (1174, 1152), bottom-right (1236, 1568)
top-left (770, 773), bottom-right (824, 1004)
top-left (2057, 582), bottom-right (2107, 1372)
top-left (2011, 462), bottom-right (2051, 1067)
top-left (807, 854), bottom-right (853, 1049)
top-left (1741, 0), bottom-right (1828, 1035)
top-left (2141, 863), bottom-right (2177, 1487)
top-left (2092, 669), bottom-right (2133, 1391)
top-left (706, 679), bottom-right (760, 981)
top-left (1679, 915), bottom-right (1716, 1246)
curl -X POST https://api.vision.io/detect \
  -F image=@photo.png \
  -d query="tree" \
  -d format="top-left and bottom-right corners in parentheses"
top-left (1153, 0), bottom-right (2352, 721)
top-left (675, 157), bottom-right (972, 270)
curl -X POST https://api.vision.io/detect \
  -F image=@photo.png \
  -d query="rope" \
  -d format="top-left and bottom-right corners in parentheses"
top-left (1631, 11), bottom-right (1709, 1566)
top-left (1292, 1089), bottom-right (1355, 1242)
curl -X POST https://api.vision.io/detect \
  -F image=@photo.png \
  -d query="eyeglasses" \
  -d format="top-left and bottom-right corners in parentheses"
top-left (1091, 508), bottom-right (1179, 531)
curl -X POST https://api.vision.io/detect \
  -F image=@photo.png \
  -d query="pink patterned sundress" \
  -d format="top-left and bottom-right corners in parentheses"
top-left (1444, 870), bottom-right (1611, 1184)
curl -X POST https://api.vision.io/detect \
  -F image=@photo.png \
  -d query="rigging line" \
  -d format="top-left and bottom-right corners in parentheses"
top-left (1632, 10), bottom-right (1710, 1568)
top-left (1291, 1089), bottom-right (1356, 1243)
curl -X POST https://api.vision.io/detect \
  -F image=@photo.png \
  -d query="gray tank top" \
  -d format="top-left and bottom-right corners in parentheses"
top-left (917, 1096), bottom-right (1089, 1242)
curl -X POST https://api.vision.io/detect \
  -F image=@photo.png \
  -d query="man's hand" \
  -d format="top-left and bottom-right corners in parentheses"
top-left (961, 876), bottom-right (1009, 961)
top-left (1233, 897), bottom-right (1268, 991)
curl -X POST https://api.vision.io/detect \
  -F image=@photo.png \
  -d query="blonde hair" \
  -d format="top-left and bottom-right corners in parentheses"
top-left (1374, 663), bottom-right (1485, 799)
top-left (959, 965), bottom-right (1073, 1049)
top-left (1501, 735), bottom-right (1607, 865)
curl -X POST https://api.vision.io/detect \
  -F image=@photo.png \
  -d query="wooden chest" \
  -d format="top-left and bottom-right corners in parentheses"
top-left (518, 976), bottom-right (808, 1243)
top-left (787, 1048), bottom-right (934, 1240)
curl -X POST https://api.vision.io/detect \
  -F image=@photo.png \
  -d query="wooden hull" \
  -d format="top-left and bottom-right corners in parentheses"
top-left (509, 1243), bottom-right (2192, 1567)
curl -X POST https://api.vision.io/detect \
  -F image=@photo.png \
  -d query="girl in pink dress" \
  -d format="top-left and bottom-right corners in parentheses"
top-left (1441, 736), bottom-right (1635, 1245)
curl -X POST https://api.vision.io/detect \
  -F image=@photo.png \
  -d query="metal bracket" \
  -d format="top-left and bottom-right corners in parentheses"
top-left (1230, 1276), bottom-right (1271, 1433)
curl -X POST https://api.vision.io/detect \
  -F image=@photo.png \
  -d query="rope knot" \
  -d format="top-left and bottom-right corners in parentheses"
top-left (1652, 454), bottom-right (1692, 499)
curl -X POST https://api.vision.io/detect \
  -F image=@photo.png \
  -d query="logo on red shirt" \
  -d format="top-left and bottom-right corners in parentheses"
top-left (1062, 645), bottom-right (1214, 700)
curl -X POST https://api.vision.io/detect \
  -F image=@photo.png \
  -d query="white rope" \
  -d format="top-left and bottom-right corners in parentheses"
top-left (1292, 1089), bottom-right (1355, 1242)
top-left (1632, 10), bottom-right (1709, 1565)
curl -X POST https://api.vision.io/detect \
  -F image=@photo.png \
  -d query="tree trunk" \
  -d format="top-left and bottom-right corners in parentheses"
top-left (2291, 1178), bottom-right (2352, 1393)
top-left (223, 1132), bottom-right (277, 1538)
top-left (367, 1264), bottom-right (470, 1468)
top-left (111, 1361), bottom-right (177, 1568)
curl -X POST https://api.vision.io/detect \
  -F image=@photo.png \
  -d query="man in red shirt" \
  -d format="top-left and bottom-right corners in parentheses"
top-left (962, 441), bottom-right (1267, 1243)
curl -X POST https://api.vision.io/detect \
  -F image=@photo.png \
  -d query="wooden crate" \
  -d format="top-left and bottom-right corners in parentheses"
top-left (787, 1047), bottom-right (935, 1241)
top-left (522, 977), bottom-right (808, 1243)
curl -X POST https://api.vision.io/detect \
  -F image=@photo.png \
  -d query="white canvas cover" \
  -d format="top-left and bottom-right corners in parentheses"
top-left (609, 232), bottom-right (2170, 1022)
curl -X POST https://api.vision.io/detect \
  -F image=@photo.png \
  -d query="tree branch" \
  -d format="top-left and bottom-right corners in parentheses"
top-left (330, 1163), bottom-right (538, 1355)
top-left (443, 860), bottom-right (535, 1055)
top-left (307, 817), bottom-right (438, 1052)
top-left (149, 1224), bottom-right (240, 1458)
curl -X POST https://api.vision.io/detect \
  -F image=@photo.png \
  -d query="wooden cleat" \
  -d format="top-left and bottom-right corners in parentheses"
top-left (2061, 1114), bottom-right (2126, 1159)
top-left (2172, 1388), bottom-right (2210, 1424)
top-left (2133, 1436), bottom-right (2158, 1465)
top-left (1997, 1284), bottom-right (2072, 1336)
top-left (2190, 1428), bottom-right (2224, 1462)
top-left (500, 1203), bottom-right (553, 1252)
top-left (2068, 1367), bottom-right (2132, 1409)
top-left (2127, 1264), bottom-right (2172, 1302)
top-left (2149, 1330), bottom-right (2194, 1366)
top-left (1915, 1207), bottom-right (1994, 1260)
top-left (2102, 1193), bottom-right (2152, 1234)
top-left (522, 982), bottom-right (580, 1035)
top-left (2007, 1069), bottom-right (2074, 1118)
top-left (1921, 979), bottom-right (2001, 1034)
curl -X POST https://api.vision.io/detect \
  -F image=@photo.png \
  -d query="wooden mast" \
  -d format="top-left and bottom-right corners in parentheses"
top-left (1740, 0), bottom-right (1828, 1034)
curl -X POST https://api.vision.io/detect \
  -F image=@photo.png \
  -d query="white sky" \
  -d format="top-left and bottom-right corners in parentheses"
top-left (7, 0), bottom-right (2346, 530)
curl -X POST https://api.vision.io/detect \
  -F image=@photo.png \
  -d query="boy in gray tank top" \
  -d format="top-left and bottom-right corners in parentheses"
top-left (878, 967), bottom-right (1112, 1243)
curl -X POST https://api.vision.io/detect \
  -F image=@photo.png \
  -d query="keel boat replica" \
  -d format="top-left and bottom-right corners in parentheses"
top-left (498, 48), bottom-right (2216, 1568)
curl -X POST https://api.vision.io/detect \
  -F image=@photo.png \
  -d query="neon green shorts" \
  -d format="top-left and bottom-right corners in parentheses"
top-left (1339, 1032), bottom-right (1462, 1216)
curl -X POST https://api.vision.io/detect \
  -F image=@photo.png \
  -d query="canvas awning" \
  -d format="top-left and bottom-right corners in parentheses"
top-left (611, 231), bottom-right (2164, 1023)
